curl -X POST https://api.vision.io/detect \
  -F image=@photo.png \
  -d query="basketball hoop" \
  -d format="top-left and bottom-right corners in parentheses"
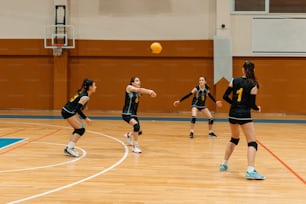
top-left (52, 43), bottom-right (64, 56)
top-left (44, 25), bottom-right (75, 56)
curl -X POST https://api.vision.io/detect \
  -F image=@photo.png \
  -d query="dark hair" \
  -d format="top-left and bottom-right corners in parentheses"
top-left (130, 76), bottom-right (138, 85)
top-left (78, 78), bottom-right (94, 92)
top-left (243, 61), bottom-right (259, 88)
top-left (199, 76), bottom-right (206, 80)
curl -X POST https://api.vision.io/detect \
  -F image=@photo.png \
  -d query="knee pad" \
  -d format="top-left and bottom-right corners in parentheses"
top-left (191, 117), bottom-right (196, 124)
top-left (208, 118), bottom-right (214, 125)
top-left (73, 128), bottom-right (85, 136)
top-left (139, 130), bottom-right (143, 136)
top-left (133, 123), bottom-right (140, 132)
top-left (248, 141), bottom-right (258, 151)
top-left (230, 137), bottom-right (240, 145)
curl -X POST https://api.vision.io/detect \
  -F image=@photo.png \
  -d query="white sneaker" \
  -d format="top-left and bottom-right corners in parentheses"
top-left (132, 145), bottom-right (142, 153)
top-left (124, 132), bottom-right (133, 146)
top-left (64, 147), bottom-right (80, 157)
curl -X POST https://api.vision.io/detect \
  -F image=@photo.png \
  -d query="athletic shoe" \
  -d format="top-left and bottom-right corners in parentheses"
top-left (189, 131), bottom-right (194, 138)
top-left (132, 145), bottom-right (142, 153)
top-left (219, 164), bottom-right (228, 171)
top-left (208, 132), bottom-right (217, 137)
top-left (124, 132), bottom-right (133, 146)
top-left (64, 147), bottom-right (80, 157)
top-left (245, 170), bottom-right (266, 180)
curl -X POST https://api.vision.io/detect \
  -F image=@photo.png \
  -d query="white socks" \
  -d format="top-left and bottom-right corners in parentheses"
top-left (67, 141), bottom-right (75, 149)
top-left (247, 166), bottom-right (255, 173)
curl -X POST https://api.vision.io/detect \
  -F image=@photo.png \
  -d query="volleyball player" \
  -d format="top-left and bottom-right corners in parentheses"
top-left (219, 61), bottom-right (265, 180)
top-left (122, 76), bottom-right (157, 153)
top-left (173, 76), bottom-right (222, 138)
top-left (61, 78), bottom-right (97, 157)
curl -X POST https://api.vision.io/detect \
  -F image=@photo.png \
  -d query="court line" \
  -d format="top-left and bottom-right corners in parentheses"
top-left (257, 139), bottom-right (306, 185)
top-left (0, 138), bottom-right (27, 150)
top-left (0, 128), bottom-right (62, 156)
top-left (0, 142), bottom-right (87, 173)
top-left (5, 122), bottom-right (129, 204)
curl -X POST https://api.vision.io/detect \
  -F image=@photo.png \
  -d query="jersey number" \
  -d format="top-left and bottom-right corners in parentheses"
top-left (201, 95), bottom-right (205, 101)
top-left (135, 97), bottom-right (139, 103)
top-left (236, 88), bottom-right (243, 102)
top-left (69, 94), bottom-right (78, 102)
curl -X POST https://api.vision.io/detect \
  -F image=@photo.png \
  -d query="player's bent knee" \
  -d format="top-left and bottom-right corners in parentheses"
top-left (133, 123), bottom-right (140, 132)
top-left (248, 141), bottom-right (258, 151)
top-left (230, 137), bottom-right (240, 145)
top-left (208, 118), bottom-right (214, 125)
top-left (73, 128), bottom-right (85, 136)
top-left (191, 117), bottom-right (196, 124)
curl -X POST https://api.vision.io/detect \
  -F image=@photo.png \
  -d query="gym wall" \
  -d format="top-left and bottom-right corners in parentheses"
top-left (0, 0), bottom-right (306, 114)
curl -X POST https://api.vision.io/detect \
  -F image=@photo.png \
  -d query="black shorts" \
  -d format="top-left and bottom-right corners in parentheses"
top-left (61, 109), bottom-right (75, 119)
top-left (122, 114), bottom-right (139, 124)
top-left (192, 106), bottom-right (206, 111)
top-left (229, 118), bottom-right (253, 125)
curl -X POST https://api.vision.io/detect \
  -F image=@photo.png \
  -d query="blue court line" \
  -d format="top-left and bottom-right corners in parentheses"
top-left (0, 138), bottom-right (25, 149)
top-left (0, 115), bottom-right (305, 124)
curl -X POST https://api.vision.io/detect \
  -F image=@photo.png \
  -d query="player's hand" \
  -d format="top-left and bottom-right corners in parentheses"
top-left (85, 117), bottom-right (92, 125)
top-left (150, 90), bottom-right (157, 97)
top-left (216, 100), bottom-right (222, 108)
top-left (257, 106), bottom-right (261, 112)
top-left (173, 100), bottom-right (180, 107)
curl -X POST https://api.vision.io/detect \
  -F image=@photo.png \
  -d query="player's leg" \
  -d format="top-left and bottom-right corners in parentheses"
top-left (122, 115), bottom-right (133, 146)
top-left (129, 117), bottom-right (142, 153)
top-left (190, 107), bottom-right (198, 138)
top-left (201, 108), bottom-right (216, 137)
top-left (241, 122), bottom-right (265, 180)
top-left (220, 121), bottom-right (240, 171)
top-left (64, 115), bottom-right (84, 157)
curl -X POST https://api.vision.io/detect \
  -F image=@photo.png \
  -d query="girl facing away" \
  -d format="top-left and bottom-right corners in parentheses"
top-left (122, 76), bottom-right (157, 153)
top-left (173, 76), bottom-right (222, 138)
top-left (219, 61), bottom-right (265, 180)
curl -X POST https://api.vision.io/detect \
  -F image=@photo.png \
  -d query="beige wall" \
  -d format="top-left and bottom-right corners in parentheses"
top-left (2, 0), bottom-right (306, 56)
top-left (0, 0), bottom-right (217, 40)
top-left (0, 0), bottom-right (52, 38)
top-left (71, 0), bottom-right (216, 40)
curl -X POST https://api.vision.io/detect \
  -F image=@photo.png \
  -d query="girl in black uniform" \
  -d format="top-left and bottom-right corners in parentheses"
top-left (61, 78), bottom-right (97, 157)
top-left (219, 61), bottom-right (265, 180)
top-left (173, 76), bottom-right (222, 138)
top-left (122, 76), bottom-right (157, 153)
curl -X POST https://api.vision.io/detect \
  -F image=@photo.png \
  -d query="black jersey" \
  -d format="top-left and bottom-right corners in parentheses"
top-left (62, 92), bottom-right (88, 115)
top-left (122, 91), bottom-right (139, 116)
top-left (191, 85), bottom-right (209, 108)
top-left (229, 77), bottom-right (256, 119)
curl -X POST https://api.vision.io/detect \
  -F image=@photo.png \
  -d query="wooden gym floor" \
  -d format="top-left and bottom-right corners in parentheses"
top-left (0, 111), bottom-right (305, 204)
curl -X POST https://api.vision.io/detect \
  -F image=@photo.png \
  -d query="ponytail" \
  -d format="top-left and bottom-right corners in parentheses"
top-left (243, 61), bottom-right (259, 88)
top-left (78, 78), bottom-right (94, 92)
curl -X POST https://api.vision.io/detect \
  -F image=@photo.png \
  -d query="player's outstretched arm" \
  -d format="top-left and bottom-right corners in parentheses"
top-left (127, 85), bottom-right (157, 97)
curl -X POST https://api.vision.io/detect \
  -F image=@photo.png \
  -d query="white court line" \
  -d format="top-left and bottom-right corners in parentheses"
top-left (3, 121), bottom-right (129, 204)
top-left (0, 142), bottom-right (87, 173)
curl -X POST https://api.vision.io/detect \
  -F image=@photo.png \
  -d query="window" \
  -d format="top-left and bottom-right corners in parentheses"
top-left (270, 0), bottom-right (306, 13)
top-left (232, 0), bottom-right (306, 14)
top-left (234, 0), bottom-right (266, 12)
top-left (231, 0), bottom-right (268, 14)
